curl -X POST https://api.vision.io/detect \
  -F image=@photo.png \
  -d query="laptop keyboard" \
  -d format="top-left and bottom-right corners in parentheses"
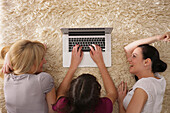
top-left (69, 37), bottom-right (105, 52)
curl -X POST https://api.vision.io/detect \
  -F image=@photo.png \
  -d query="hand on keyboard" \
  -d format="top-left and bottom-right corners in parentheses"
top-left (70, 44), bottom-right (84, 68)
top-left (69, 37), bottom-right (105, 52)
top-left (89, 44), bottom-right (104, 66)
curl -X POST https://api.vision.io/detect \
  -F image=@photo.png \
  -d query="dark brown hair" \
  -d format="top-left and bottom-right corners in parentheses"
top-left (138, 44), bottom-right (167, 73)
top-left (64, 74), bottom-right (101, 113)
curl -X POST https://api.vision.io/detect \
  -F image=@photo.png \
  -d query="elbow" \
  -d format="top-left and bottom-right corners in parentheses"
top-left (124, 46), bottom-right (129, 54)
top-left (107, 90), bottom-right (118, 104)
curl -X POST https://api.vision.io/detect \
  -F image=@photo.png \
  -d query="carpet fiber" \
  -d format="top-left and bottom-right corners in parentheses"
top-left (0, 0), bottom-right (170, 113)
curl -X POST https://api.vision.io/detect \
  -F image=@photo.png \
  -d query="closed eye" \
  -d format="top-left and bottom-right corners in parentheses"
top-left (132, 54), bottom-right (136, 58)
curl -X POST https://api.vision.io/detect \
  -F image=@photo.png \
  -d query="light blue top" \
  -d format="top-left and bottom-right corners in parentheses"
top-left (4, 72), bottom-right (54, 113)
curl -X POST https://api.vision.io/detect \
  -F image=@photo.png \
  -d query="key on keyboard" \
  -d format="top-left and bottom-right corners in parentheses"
top-left (69, 37), bottom-right (105, 52)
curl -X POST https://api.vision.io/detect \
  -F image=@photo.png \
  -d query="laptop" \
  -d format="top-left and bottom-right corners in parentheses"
top-left (61, 27), bottom-right (113, 67)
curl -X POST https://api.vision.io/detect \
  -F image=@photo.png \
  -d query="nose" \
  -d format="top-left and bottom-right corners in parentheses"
top-left (128, 56), bottom-right (132, 62)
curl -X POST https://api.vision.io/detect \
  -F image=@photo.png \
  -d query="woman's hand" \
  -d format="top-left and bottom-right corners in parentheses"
top-left (2, 52), bottom-right (13, 74)
top-left (157, 32), bottom-right (170, 41)
top-left (118, 81), bottom-right (128, 105)
top-left (89, 44), bottom-right (104, 66)
top-left (70, 44), bottom-right (83, 69)
top-left (56, 45), bottom-right (83, 100)
top-left (89, 44), bottom-right (118, 104)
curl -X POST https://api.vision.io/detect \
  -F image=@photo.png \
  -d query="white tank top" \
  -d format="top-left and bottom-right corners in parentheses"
top-left (123, 73), bottom-right (166, 113)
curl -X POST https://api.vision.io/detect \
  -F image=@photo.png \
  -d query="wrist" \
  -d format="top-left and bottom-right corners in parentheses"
top-left (118, 101), bottom-right (124, 107)
top-left (155, 34), bottom-right (163, 41)
top-left (69, 64), bottom-right (78, 72)
top-left (96, 60), bottom-right (105, 67)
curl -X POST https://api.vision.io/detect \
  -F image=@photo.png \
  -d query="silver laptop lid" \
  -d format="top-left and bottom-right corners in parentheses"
top-left (60, 27), bottom-right (113, 34)
top-left (62, 27), bottom-right (113, 67)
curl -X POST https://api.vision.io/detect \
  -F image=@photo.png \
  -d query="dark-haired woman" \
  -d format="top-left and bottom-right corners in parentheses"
top-left (118, 32), bottom-right (170, 113)
top-left (52, 44), bottom-right (117, 113)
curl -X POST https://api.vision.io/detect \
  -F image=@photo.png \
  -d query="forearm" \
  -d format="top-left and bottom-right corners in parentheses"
top-left (56, 66), bottom-right (77, 99)
top-left (46, 87), bottom-right (56, 113)
top-left (124, 35), bottom-right (161, 55)
top-left (97, 62), bottom-right (117, 101)
top-left (48, 109), bottom-right (55, 113)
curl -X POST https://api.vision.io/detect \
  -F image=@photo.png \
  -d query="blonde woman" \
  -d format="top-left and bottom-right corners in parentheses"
top-left (0, 40), bottom-right (56, 113)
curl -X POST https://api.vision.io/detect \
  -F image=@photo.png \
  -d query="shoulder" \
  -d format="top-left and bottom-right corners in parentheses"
top-left (133, 77), bottom-right (162, 101)
top-left (37, 72), bottom-right (51, 77)
top-left (155, 73), bottom-right (166, 84)
top-left (100, 97), bottom-right (113, 105)
top-left (97, 97), bottom-right (113, 112)
top-left (38, 72), bottom-right (54, 93)
top-left (134, 75), bottom-right (166, 90)
top-left (133, 78), bottom-right (153, 90)
top-left (133, 78), bottom-right (153, 97)
top-left (52, 97), bottom-right (68, 111)
top-left (37, 72), bottom-right (53, 82)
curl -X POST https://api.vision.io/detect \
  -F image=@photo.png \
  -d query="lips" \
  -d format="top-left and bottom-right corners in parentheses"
top-left (129, 64), bottom-right (133, 67)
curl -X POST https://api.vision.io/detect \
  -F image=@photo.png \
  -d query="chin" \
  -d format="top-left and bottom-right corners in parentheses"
top-left (129, 67), bottom-right (137, 74)
top-left (36, 69), bottom-right (43, 73)
top-left (129, 68), bottom-right (132, 73)
top-left (129, 69), bottom-right (135, 75)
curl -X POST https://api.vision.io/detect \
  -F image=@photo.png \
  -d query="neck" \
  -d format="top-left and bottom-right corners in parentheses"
top-left (136, 70), bottom-right (154, 79)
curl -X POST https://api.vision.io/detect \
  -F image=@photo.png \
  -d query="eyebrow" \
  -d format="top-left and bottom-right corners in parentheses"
top-left (132, 53), bottom-right (138, 56)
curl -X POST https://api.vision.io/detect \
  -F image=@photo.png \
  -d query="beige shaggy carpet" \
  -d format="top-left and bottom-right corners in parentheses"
top-left (0, 0), bottom-right (170, 113)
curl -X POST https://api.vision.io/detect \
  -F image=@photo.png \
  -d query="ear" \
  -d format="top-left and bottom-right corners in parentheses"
top-left (144, 58), bottom-right (152, 66)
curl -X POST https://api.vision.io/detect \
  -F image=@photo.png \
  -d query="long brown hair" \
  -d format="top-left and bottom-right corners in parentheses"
top-left (63, 74), bottom-right (101, 113)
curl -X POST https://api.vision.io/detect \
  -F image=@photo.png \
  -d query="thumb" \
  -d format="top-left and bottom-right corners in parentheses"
top-left (90, 50), bottom-right (93, 59)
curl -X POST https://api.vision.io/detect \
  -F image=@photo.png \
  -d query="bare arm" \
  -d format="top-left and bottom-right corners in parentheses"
top-left (46, 87), bottom-right (57, 113)
top-left (89, 45), bottom-right (117, 104)
top-left (56, 45), bottom-right (83, 100)
top-left (117, 82), bottom-right (127, 113)
top-left (126, 88), bottom-right (148, 113)
top-left (117, 82), bottom-right (147, 113)
top-left (124, 32), bottom-right (170, 58)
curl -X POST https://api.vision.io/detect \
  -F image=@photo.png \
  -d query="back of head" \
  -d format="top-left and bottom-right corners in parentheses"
top-left (138, 44), bottom-right (167, 73)
top-left (7, 40), bottom-right (46, 75)
top-left (67, 74), bottom-right (101, 113)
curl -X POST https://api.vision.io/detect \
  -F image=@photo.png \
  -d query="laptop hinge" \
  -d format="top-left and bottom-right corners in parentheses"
top-left (68, 31), bottom-right (105, 36)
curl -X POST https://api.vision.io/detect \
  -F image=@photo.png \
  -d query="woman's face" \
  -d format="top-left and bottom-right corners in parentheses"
top-left (128, 47), bottom-right (145, 75)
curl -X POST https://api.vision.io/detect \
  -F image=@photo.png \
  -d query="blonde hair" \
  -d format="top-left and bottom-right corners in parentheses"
top-left (0, 40), bottom-right (46, 77)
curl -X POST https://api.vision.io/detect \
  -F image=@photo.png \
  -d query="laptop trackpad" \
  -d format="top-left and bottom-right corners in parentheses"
top-left (79, 53), bottom-right (97, 67)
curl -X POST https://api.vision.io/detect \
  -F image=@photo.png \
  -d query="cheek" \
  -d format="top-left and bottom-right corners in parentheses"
top-left (40, 60), bottom-right (46, 66)
top-left (134, 61), bottom-right (145, 72)
top-left (40, 62), bottom-right (44, 68)
top-left (133, 57), bottom-right (143, 64)
top-left (38, 62), bottom-right (44, 70)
